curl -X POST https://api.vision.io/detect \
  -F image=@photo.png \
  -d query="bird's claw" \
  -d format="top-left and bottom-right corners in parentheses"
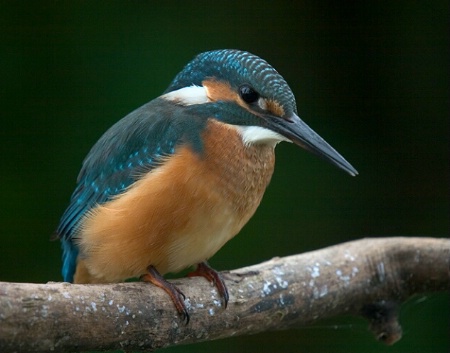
top-left (141, 266), bottom-right (190, 324)
top-left (188, 261), bottom-right (229, 308)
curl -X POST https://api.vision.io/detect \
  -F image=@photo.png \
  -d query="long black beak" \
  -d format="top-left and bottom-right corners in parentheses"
top-left (264, 113), bottom-right (358, 176)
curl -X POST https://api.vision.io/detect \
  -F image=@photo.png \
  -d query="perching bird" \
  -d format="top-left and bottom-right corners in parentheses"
top-left (56, 49), bottom-right (357, 323)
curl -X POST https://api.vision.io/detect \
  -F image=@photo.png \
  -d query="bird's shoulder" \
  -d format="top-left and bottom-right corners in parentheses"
top-left (56, 97), bottom-right (207, 239)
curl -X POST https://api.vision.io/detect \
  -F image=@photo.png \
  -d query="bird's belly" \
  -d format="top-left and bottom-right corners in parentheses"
top-left (74, 121), bottom-right (275, 283)
top-left (164, 207), bottom-right (239, 274)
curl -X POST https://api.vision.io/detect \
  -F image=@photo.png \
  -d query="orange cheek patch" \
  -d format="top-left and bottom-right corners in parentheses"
top-left (202, 79), bottom-right (250, 112)
top-left (203, 79), bottom-right (285, 119)
top-left (265, 99), bottom-right (285, 117)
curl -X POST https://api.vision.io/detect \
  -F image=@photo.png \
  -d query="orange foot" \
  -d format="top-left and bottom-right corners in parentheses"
top-left (141, 265), bottom-right (190, 324)
top-left (188, 261), bottom-right (229, 308)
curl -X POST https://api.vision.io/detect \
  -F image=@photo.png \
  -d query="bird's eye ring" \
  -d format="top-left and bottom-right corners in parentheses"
top-left (239, 84), bottom-right (260, 104)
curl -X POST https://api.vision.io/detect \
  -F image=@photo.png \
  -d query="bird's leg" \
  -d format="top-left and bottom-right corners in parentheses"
top-left (140, 265), bottom-right (190, 324)
top-left (188, 261), bottom-right (229, 308)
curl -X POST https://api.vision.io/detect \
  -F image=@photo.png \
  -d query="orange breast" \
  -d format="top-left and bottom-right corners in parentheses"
top-left (74, 119), bottom-right (275, 283)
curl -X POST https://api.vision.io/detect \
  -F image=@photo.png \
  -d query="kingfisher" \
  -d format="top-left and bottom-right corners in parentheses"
top-left (56, 49), bottom-right (357, 323)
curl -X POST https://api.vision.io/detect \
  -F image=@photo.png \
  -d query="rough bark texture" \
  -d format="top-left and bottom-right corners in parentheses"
top-left (1, 237), bottom-right (449, 352)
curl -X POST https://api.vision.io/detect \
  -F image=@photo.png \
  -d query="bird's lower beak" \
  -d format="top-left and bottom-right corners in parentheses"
top-left (265, 113), bottom-right (358, 176)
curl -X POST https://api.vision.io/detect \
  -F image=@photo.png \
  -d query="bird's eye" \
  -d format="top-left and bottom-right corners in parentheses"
top-left (239, 84), bottom-right (260, 104)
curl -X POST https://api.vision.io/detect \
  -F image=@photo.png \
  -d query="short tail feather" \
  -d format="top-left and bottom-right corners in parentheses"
top-left (61, 238), bottom-right (78, 282)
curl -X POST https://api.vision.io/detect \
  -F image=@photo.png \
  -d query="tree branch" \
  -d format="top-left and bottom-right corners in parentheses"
top-left (1, 237), bottom-right (449, 352)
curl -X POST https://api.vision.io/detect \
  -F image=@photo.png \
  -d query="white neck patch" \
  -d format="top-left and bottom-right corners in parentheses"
top-left (162, 85), bottom-right (209, 105)
top-left (236, 126), bottom-right (292, 147)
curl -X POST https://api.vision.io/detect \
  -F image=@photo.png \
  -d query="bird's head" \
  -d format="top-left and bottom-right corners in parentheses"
top-left (163, 49), bottom-right (358, 176)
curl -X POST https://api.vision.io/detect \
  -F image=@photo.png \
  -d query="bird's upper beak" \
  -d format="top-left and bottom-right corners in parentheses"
top-left (264, 113), bottom-right (358, 176)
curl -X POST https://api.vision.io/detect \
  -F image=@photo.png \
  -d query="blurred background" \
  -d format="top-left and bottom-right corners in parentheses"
top-left (1, 1), bottom-right (448, 352)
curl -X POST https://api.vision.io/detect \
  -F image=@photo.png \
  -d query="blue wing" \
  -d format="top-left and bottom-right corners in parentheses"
top-left (57, 98), bottom-right (204, 281)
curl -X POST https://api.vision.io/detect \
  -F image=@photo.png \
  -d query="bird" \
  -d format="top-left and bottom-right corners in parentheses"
top-left (56, 49), bottom-right (358, 323)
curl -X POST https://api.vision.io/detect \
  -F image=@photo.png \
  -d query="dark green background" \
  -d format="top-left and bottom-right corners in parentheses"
top-left (1, 2), bottom-right (448, 352)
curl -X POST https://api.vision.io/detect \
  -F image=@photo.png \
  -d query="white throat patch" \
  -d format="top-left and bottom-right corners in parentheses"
top-left (162, 85), bottom-right (209, 105)
top-left (236, 126), bottom-right (291, 146)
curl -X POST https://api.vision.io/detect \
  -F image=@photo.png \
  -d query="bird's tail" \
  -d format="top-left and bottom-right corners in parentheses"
top-left (61, 238), bottom-right (78, 282)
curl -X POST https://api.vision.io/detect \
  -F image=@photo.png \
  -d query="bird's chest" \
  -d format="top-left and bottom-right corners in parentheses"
top-left (161, 120), bottom-right (275, 272)
top-left (201, 120), bottom-right (275, 219)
